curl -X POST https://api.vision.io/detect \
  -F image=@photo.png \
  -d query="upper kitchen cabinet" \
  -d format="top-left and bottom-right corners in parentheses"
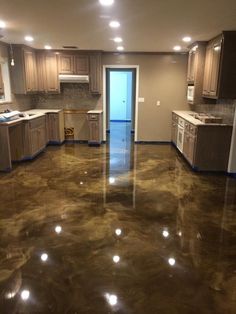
top-left (187, 42), bottom-right (207, 104)
top-left (59, 54), bottom-right (89, 75)
top-left (0, 65), bottom-right (4, 95)
top-left (45, 52), bottom-right (60, 93)
top-left (75, 55), bottom-right (89, 75)
top-left (89, 53), bottom-right (102, 94)
top-left (36, 51), bottom-right (60, 93)
top-left (202, 31), bottom-right (236, 99)
top-left (10, 45), bottom-right (38, 94)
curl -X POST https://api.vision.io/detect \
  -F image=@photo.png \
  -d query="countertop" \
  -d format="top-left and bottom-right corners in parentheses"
top-left (173, 110), bottom-right (230, 127)
top-left (87, 110), bottom-right (103, 114)
top-left (0, 109), bottom-right (63, 127)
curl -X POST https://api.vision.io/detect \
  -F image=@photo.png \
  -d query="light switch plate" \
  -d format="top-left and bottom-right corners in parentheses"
top-left (138, 97), bottom-right (145, 103)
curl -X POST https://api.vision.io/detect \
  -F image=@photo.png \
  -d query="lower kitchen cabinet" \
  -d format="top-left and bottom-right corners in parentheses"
top-left (183, 123), bottom-right (232, 171)
top-left (46, 111), bottom-right (65, 144)
top-left (183, 131), bottom-right (196, 165)
top-left (22, 116), bottom-right (47, 159)
top-left (171, 113), bottom-right (178, 145)
top-left (87, 110), bottom-right (103, 145)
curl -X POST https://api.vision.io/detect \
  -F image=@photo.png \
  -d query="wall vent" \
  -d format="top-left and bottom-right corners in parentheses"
top-left (62, 46), bottom-right (78, 49)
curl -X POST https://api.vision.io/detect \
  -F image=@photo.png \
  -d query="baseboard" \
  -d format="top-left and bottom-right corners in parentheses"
top-left (228, 172), bottom-right (236, 178)
top-left (65, 140), bottom-right (88, 144)
top-left (48, 140), bottom-right (65, 146)
top-left (135, 141), bottom-right (171, 144)
top-left (110, 120), bottom-right (132, 122)
top-left (22, 147), bottom-right (46, 161)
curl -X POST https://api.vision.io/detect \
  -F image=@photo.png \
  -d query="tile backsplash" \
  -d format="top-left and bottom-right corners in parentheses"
top-left (33, 83), bottom-right (102, 110)
top-left (0, 94), bottom-right (33, 112)
top-left (193, 99), bottom-right (236, 125)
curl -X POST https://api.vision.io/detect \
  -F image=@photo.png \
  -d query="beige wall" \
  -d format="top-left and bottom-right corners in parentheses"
top-left (102, 53), bottom-right (189, 141)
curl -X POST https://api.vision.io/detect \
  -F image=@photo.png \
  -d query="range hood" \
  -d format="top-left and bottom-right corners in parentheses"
top-left (59, 74), bottom-right (89, 83)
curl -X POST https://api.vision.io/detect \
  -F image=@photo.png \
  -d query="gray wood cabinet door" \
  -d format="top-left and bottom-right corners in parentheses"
top-left (59, 55), bottom-right (74, 74)
top-left (24, 49), bottom-right (38, 92)
top-left (47, 113), bottom-right (59, 142)
top-left (89, 54), bottom-right (102, 94)
top-left (45, 53), bottom-right (60, 93)
top-left (75, 55), bottom-right (89, 75)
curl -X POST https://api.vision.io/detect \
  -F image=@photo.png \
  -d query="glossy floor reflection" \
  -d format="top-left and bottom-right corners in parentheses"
top-left (0, 123), bottom-right (236, 313)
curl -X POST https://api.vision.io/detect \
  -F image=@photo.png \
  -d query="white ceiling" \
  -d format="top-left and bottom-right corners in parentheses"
top-left (0, 0), bottom-right (236, 52)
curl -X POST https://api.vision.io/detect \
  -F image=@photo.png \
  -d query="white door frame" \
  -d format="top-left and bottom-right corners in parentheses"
top-left (102, 65), bottom-right (140, 142)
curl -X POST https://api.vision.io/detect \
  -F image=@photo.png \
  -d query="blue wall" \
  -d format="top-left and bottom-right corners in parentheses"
top-left (110, 71), bottom-right (132, 121)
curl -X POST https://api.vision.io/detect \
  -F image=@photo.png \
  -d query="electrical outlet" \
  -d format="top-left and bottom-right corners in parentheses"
top-left (156, 101), bottom-right (161, 106)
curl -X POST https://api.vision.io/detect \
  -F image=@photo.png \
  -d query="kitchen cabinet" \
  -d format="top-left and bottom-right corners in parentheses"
top-left (186, 42), bottom-right (206, 104)
top-left (59, 54), bottom-right (89, 75)
top-left (203, 37), bottom-right (221, 97)
top-left (23, 116), bottom-right (46, 159)
top-left (87, 110), bottom-right (103, 145)
top-left (173, 112), bottom-right (232, 171)
top-left (24, 49), bottom-right (38, 92)
top-left (171, 113), bottom-right (178, 145)
top-left (45, 53), bottom-right (60, 93)
top-left (46, 111), bottom-right (65, 144)
top-left (183, 122), bottom-right (197, 165)
top-left (10, 45), bottom-right (38, 94)
top-left (36, 52), bottom-right (60, 93)
top-left (36, 52), bottom-right (59, 93)
top-left (202, 31), bottom-right (236, 99)
top-left (0, 65), bottom-right (4, 95)
top-left (187, 49), bottom-right (197, 82)
top-left (89, 53), bottom-right (102, 94)
top-left (75, 55), bottom-right (89, 75)
top-left (36, 51), bottom-right (46, 92)
top-left (59, 54), bottom-right (74, 74)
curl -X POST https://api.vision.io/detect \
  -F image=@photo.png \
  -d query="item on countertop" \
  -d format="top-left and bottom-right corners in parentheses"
top-left (0, 111), bottom-right (21, 122)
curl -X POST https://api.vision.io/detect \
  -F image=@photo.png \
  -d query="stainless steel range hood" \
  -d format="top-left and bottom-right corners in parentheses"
top-left (59, 74), bottom-right (89, 83)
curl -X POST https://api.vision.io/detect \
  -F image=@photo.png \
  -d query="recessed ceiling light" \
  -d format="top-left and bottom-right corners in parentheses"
top-left (109, 21), bottom-right (120, 28)
top-left (44, 45), bottom-right (52, 50)
top-left (114, 37), bottom-right (122, 43)
top-left (117, 46), bottom-right (124, 51)
top-left (0, 21), bottom-right (6, 29)
top-left (24, 35), bottom-right (34, 42)
top-left (182, 36), bottom-right (192, 42)
top-left (99, 0), bottom-right (114, 6)
top-left (173, 45), bottom-right (181, 51)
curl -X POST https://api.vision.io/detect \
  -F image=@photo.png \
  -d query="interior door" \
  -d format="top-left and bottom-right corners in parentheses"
top-left (109, 71), bottom-right (132, 121)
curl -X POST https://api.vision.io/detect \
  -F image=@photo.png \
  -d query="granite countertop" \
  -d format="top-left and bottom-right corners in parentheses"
top-left (173, 110), bottom-right (230, 127)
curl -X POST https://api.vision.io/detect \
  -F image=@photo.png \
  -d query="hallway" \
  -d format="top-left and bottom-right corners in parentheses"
top-left (0, 135), bottom-right (235, 313)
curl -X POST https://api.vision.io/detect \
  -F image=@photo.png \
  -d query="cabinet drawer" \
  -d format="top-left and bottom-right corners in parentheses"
top-left (29, 116), bottom-right (45, 129)
top-left (88, 114), bottom-right (98, 121)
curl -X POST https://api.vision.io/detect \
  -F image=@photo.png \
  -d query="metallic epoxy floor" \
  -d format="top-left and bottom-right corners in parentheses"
top-left (0, 122), bottom-right (236, 313)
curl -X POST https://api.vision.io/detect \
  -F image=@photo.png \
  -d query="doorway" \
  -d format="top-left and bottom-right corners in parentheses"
top-left (105, 67), bottom-right (137, 137)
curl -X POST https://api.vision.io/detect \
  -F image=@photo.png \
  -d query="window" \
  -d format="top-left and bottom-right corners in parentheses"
top-left (0, 59), bottom-right (12, 103)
